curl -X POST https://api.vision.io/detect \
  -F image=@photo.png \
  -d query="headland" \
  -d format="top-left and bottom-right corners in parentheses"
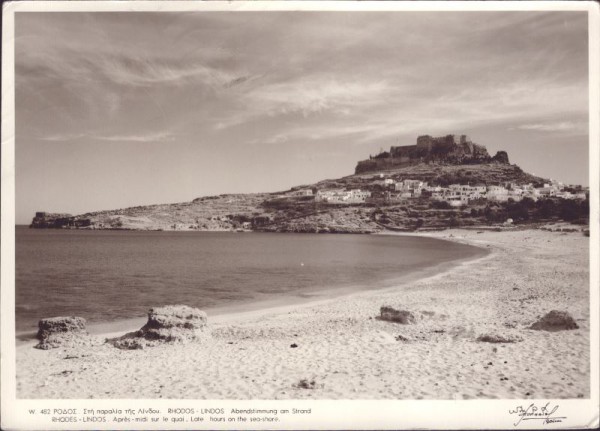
top-left (27, 134), bottom-right (589, 233)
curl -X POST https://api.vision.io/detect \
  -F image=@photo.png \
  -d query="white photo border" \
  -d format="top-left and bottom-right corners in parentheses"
top-left (1, 1), bottom-right (598, 430)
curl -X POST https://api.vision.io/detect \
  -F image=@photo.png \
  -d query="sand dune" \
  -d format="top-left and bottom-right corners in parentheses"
top-left (16, 228), bottom-right (590, 399)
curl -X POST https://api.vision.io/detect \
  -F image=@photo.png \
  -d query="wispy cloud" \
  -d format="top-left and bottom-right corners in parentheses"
top-left (38, 131), bottom-right (175, 143)
top-left (17, 11), bottom-right (589, 151)
top-left (19, 50), bottom-right (240, 90)
top-left (212, 77), bottom-right (392, 134)
top-left (93, 131), bottom-right (175, 142)
top-left (512, 121), bottom-right (587, 133)
top-left (95, 56), bottom-right (239, 89)
top-left (244, 78), bottom-right (390, 117)
top-left (38, 133), bottom-right (86, 142)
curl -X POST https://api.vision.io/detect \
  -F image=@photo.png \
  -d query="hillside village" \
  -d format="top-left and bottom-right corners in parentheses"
top-left (308, 177), bottom-right (587, 207)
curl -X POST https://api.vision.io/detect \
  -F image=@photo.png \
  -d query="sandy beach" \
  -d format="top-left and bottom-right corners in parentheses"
top-left (15, 228), bottom-right (590, 399)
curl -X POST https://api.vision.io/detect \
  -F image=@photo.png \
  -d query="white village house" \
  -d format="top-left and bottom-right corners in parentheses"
top-left (315, 189), bottom-right (371, 204)
top-left (313, 178), bottom-right (586, 207)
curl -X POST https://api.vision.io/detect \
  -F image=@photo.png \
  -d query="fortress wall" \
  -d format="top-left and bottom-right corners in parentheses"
top-left (355, 156), bottom-right (418, 174)
top-left (355, 134), bottom-right (504, 174)
top-left (430, 136), bottom-right (457, 153)
top-left (390, 145), bottom-right (417, 158)
top-left (416, 136), bottom-right (433, 151)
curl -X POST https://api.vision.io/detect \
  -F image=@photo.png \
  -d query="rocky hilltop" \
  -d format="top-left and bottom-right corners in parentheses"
top-left (30, 212), bottom-right (84, 228)
top-left (355, 134), bottom-right (509, 174)
top-left (30, 134), bottom-right (589, 233)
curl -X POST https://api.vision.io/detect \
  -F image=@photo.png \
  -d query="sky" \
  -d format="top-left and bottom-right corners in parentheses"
top-left (15, 11), bottom-right (589, 223)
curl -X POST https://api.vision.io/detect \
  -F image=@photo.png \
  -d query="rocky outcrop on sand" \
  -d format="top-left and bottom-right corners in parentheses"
top-left (378, 306), bottom-right (416, 324)
top-left (35, 316), bottom-right (94, 350)
top-left (476, 333), bottom-right (523, 343)
top-left (294, 379), bottom-right (323, 390)
top-left (108, 305), bottom-right (210, 349)
top-left (529, 310), bottom-right (579, 331)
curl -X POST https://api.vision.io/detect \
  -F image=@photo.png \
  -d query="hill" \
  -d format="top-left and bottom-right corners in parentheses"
top-left (29, 134), bottom-right (589, 233)
top-left (30, 163), bottom-right (587, 233)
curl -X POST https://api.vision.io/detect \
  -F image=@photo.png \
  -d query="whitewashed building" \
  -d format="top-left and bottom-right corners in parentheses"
top-left (315, 189), bottom-right (371, 204)
top-left (395, 180), bottom-right (426, 197)
top-left (487, 185), bottom-right (510, 202)
top-left (293, 189), bottom-right (313, 196)
top-left (374, 178), bottom-right (396, 188)
top-left (345, 189), bottom-right (372, 203)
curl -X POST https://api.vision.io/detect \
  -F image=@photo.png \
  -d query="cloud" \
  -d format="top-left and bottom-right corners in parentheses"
top-left (95, 56), bottom-right (239, 89)
top-left (238, 75), bottom-right (588, 147)
top-left (18, 50), bottom-right (238, 90)
top-left (38, 133), bottom-right (86, 142)
top-left (223, 75), bottom-right (259, 89)
top-left (16, 11), bottom-right (589, 152)
top-left (212, 77), bottom-right (392, 133)
top-left (93, 131), bottom-right (175, 142)
top-left (513, 121), bottom-right (587, 133)
top-left (38, 131), bottom-right (175, 143)
top-left (244, 78), bottom-right (390, 117)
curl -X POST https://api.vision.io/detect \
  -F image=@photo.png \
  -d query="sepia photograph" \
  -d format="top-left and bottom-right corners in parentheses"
top-left (1, 1), bottom-right (598, 429)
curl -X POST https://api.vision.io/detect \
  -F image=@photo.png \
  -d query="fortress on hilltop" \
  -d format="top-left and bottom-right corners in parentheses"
top-left (355, 134), bottom-right (509, 174)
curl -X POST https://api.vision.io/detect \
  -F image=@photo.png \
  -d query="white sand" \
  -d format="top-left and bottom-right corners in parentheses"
top-left (16, 228), bottom-right (590, 399)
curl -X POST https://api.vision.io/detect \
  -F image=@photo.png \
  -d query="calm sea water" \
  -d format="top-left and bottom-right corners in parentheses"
top-left (15, 227), bottom-right (485, 332)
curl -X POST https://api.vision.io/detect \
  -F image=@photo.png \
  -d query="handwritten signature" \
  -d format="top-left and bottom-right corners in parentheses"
top-left (509, 402), bottom-right (566, 426)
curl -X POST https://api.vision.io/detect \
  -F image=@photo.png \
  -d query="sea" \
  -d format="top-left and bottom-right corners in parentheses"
top-left (15, 227), bottom-right (486, 334)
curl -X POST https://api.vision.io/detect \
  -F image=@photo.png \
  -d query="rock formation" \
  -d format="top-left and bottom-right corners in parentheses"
top-left (476, 333), bottom-right (523, 343)
top-left (492, 150), bottom-right (510, 164)
top-left (529, 310), bottom-right (579, 331)
top-left (108, 305), bottom-right (210, 349)
top-left (378, 306), bottom-right (416, 324)
top-left (30, 212), bottom-right (91, 228)
top-left (355, 134), bottom-right (510, 174)
top-left (35, 316), bottom-right (94, 350)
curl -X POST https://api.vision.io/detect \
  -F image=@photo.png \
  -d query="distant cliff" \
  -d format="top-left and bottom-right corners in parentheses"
top-left (30, 212), bottom-right (92, 229)
top-left (355, 134), bottom-right (509, 174)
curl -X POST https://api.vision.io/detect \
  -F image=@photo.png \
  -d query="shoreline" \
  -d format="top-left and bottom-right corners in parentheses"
top-left (16, 232), bottom-right (490, 346)
top-left (15, 227), bottom-right (590, 399)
